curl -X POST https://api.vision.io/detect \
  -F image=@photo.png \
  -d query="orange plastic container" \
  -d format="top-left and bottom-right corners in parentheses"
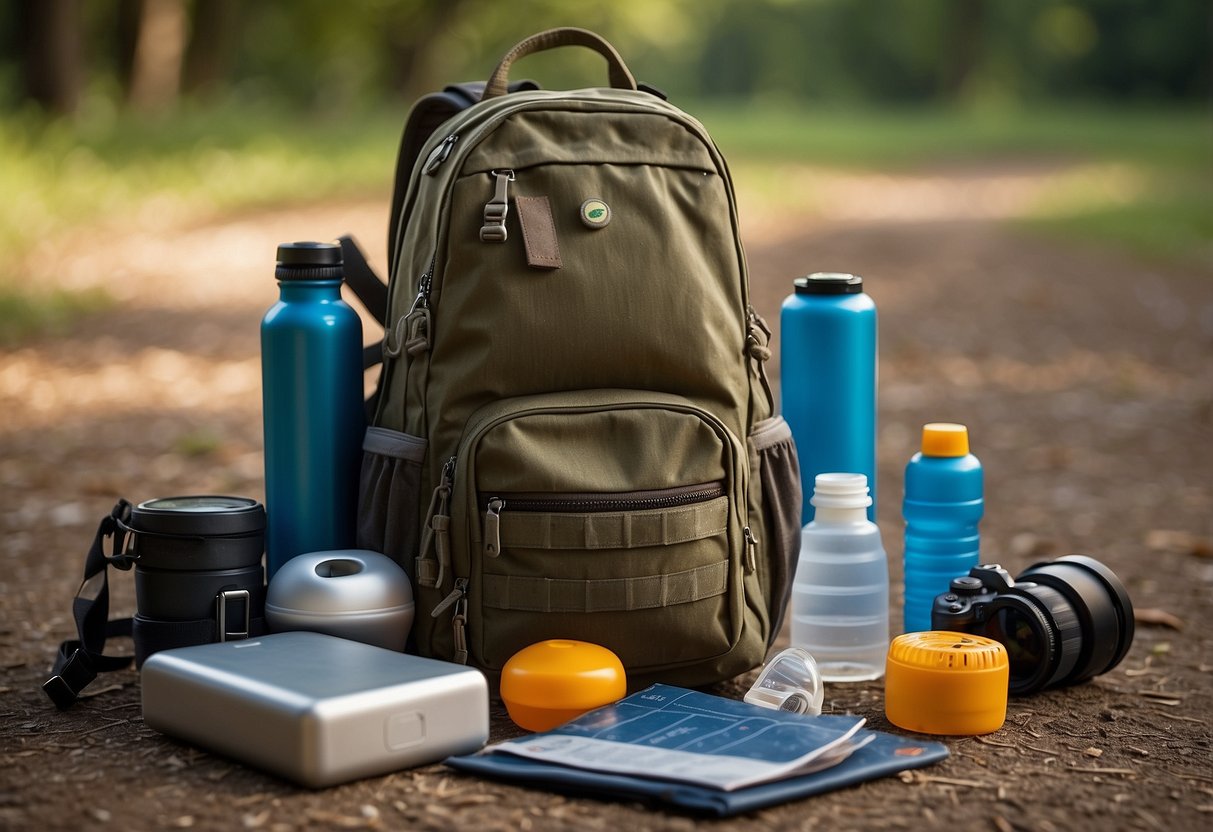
top-left (885, 631), bottom-right (1009, 735)
top-left (500, 640), bottom-right (627, 732)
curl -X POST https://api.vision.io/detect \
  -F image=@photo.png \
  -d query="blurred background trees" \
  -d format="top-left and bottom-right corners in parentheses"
top-left (0, 0), bottom-right (1208, 347)
top-left (3, 0), bottom-right (1209, 117)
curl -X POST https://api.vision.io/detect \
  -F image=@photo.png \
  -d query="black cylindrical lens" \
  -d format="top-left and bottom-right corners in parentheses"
top-left (1017, 554), bottom-right (1134, 687)
top-left (983, 602), bottom-right (1048, 690)
top-left (126, 496), bottom-right (266, 662)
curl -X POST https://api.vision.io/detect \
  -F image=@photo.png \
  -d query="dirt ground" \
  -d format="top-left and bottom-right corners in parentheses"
top-left (2, 161), bottom-right (1211, 831)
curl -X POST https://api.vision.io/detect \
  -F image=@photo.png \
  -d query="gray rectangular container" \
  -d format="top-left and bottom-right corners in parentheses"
top-left (141, 631), bottom-right (489, 788)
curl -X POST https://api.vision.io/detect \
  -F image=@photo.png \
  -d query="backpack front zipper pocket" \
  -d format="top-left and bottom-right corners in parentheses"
top-left (422, 389), bottom-right (751, 680)
top-left (480, 482), bottom-right (727, 557)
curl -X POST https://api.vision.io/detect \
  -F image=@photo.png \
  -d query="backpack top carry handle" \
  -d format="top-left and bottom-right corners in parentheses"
top-left (480, 27), bottom-right (637, 101)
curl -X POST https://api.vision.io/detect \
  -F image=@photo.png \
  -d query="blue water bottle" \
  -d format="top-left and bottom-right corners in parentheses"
top-left (261, 242), bottom-right (364, 579)
top-left (902, 423), bottom-right (984, 633)
top-left (780, 273), bottom-right (877, 523)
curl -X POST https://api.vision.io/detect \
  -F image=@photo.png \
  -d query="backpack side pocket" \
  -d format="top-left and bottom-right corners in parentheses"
top-left (358, 427), bottom-right (427, 571)
top-left (747, 416), bottom-right (802, 646)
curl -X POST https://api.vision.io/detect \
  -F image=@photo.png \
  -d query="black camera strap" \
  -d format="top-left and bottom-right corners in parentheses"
top-left (43, 500), bottom-right (137, 709)
top-left (43, 500), bottom-right (268, 710)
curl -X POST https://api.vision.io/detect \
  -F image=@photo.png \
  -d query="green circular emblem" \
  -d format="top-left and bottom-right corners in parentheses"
top-left (579, 198), bottom-right (611, 229)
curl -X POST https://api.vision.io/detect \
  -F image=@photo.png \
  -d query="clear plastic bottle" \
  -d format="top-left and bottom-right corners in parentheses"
top-left (901, 423), bottom-right (983, 634)
top-left (790, 473), bottom-right (889, 681)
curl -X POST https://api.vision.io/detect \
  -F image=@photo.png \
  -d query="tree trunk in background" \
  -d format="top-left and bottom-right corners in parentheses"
top-left (385, 0), bottom-right (469, 97)
top-left (127, 0), bottom-right (188, 111)
top-left (939, 0), bottom-right (985, 100)
top-left (19, 0), bottom-right (82, 116)
top-left (183, 0), bottom-right (238, 99)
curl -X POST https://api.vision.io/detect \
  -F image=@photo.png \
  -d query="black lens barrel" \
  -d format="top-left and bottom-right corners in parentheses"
top-left (1017, 554), bottom-right (1135, 687)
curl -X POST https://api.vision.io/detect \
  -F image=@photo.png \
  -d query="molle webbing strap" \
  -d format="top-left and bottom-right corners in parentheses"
top-left (494, 496), bottom-right (729, 551)
top-left (482, 560), bottom-right (729, 614)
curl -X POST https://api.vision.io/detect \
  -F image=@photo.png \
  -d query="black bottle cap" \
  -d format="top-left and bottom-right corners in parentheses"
top-left (275, 241), bottom-right (343, 280)
top-left (793, 272), bottom-right (864, 295)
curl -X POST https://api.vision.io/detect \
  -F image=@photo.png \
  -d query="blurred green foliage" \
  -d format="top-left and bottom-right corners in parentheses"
top-left (0, 1), bottom-right (1208, 343)
top-left (0, 0), bottom-right (1208, 110)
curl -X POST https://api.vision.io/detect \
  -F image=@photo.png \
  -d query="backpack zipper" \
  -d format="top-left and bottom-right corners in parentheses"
top-left (480, 482), bottom-right (727, 558)
top-left (423, 133), bottom-right (459, 175)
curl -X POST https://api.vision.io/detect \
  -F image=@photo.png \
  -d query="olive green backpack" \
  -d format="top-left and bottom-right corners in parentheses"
top-left (346, 28), bottom-right (802, 690)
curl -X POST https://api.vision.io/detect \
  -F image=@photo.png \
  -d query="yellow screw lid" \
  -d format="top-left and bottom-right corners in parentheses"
top-left (885, 631), bottom-right (1008, 735)
top-left (921, 423), bottom-right (970, 457)
top-left (501, 640), bottom-right (627, 732)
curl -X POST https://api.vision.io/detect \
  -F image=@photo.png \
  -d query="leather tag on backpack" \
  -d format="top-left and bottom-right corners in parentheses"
top-left (515, 195), bottom-right (562, 270)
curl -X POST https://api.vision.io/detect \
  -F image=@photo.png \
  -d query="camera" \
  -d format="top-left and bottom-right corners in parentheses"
top-left (931, 555), bottom-right (1134, 695)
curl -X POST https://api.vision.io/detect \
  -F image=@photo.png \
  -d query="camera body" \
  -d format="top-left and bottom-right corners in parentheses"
top-left (930, 556), bottom-right (1134, 696)
top-left (931, 565), bottom-right (1024, 632)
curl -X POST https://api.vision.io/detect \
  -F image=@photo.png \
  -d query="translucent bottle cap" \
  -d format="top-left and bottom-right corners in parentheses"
top-left (921, 423), bottom-right (970, 457)
top-left (744, 647), bottom-right (824, 716)
top-left (810, 473), bottom-right (872, 510)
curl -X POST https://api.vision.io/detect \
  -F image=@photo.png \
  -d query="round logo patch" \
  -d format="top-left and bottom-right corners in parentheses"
top-left (579, 198), bottom-right (611, 229)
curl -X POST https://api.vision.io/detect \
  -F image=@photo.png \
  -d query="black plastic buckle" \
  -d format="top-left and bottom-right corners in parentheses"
top-left (42, 648), bottom-right (96, 710)
top-left (216, 589), bottom-right (250, 642)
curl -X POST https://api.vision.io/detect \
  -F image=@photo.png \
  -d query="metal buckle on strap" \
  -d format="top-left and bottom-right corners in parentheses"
top-left (216, 589), bottom-right (251, 642)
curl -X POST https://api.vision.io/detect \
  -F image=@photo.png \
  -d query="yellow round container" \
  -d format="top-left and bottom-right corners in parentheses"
top-left (885, 631), bottom-right (1009, 735)
top-left (501, 640), bottom-right (627, 732)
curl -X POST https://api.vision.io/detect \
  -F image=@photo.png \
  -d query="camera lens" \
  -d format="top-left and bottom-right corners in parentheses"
top-left (126, 495), bottom-right (266, 666)
top-left (971, 555), bottom-right (1132, 695)
top-left (987, 607), bottom-right (1044, 685)
top-left (1016, 554), bottom-right (1134, 687)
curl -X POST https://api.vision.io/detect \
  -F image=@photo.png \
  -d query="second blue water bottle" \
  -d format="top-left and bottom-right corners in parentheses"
top-left (902, 423), bottom-right (984, 633)
top-left (261, 242), bottom-right (365, 579)
top-left (781, 273), bottom-right (877, 523)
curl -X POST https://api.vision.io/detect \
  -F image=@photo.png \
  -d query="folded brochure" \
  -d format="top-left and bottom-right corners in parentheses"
top-left (448, 684), bottom-right (949, 813)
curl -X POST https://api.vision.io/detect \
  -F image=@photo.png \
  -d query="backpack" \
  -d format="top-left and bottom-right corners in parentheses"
top-left (345, 28), bottom-right (803, 690)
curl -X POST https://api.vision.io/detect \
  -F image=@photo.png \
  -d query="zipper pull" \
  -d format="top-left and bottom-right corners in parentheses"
top-left (451, 595), bottom-right (469, 665)
top-left (484, 498), bottom-right (505, 558)
top-left (743, 526), bottom-right (758, 574)
top-left (431, 577), bottom-right (468, 618)
top-left (479, 169), bottom-right (515, 243)
top-left (415, 457), bottom-right (456, 588)
top-left (423, 134), bottom-right (459, 175)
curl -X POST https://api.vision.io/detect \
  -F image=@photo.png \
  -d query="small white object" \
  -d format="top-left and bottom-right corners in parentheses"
top-left (266, 549), bottom-right (414, 651)
top-left (744, 647), bottom-right (825, 715)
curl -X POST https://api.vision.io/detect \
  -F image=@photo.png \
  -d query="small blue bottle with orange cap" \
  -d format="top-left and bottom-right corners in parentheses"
top-left (901, 423), bottom-right (984, 633)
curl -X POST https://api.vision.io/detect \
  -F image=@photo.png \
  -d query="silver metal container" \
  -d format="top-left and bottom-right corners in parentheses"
top-left (266, 550), bottom-right (413, 651)
top-left (142, 632), bottom-right (488, 787)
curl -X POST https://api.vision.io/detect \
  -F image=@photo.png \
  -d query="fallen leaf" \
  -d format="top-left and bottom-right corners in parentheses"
top-left (1144, 530), bottom-right (1213, 558)
top-left (1152, 642), bottom-right (1171, 655)
top-left (1135, 608), bottom-right (1185, 630)
top-left (1084, 747), bottom-right (1103, 758)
